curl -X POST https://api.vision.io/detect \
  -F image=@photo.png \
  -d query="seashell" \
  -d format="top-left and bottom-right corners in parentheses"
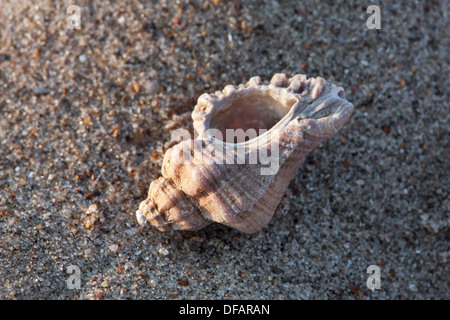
top-left (137, 73), bottom-right (354, 233)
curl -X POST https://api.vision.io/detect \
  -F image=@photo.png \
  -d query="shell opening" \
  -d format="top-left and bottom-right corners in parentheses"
top-left (209, 89), bottom-right (296, 143)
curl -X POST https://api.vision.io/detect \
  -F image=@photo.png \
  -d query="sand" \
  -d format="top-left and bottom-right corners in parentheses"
top-left (0, 0), bottom-right (448, 299)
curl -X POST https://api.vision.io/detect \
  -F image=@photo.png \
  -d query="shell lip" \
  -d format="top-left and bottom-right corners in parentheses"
top-left (296, 86), bottom-right (353, 120)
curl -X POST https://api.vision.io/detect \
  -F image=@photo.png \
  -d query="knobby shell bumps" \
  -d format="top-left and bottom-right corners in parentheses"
top-left (137, 73), bottom-right (354, 233)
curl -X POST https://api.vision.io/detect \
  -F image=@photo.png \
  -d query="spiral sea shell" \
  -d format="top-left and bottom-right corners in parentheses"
top-left (137, 73), bottom-right (354, 233)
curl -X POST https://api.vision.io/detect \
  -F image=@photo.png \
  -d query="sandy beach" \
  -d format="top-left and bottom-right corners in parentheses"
top-left (0, 0), bottom-right (448, 299)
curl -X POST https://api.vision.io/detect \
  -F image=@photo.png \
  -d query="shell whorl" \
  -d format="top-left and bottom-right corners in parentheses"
top-left (137, 73), bottom-right (354, 233)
